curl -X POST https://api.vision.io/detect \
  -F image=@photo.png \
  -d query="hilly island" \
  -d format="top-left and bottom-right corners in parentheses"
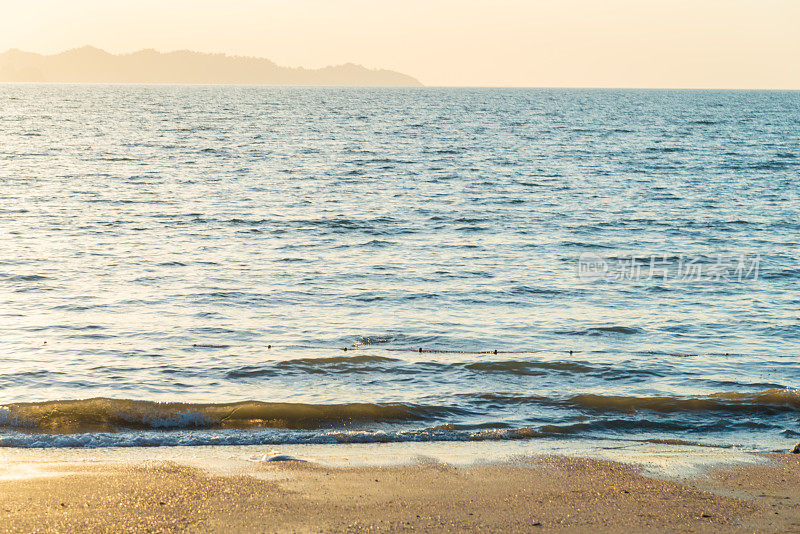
top-left (0, 46), bottom-right (422, 86)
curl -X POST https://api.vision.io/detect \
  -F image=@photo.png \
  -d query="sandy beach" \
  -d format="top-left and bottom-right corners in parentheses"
top-left (1, 447), bottom-right (798, 533)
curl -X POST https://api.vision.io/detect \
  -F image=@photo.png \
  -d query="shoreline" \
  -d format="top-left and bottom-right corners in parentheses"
top-left (1, 442), bottom-right (798, 532)
top-left (0, 438), bottom-right (776, 478)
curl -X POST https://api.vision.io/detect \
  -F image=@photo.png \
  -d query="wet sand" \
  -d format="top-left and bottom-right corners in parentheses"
top-left (1, 451), bottom-right (799, 533)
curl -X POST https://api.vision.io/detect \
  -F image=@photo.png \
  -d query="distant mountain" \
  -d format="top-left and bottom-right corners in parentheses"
top-left (0, 46), bottom-right (422, 86)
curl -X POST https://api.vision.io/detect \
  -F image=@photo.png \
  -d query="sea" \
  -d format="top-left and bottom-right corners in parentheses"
top-left (1, 85), bottom-right (798, 451)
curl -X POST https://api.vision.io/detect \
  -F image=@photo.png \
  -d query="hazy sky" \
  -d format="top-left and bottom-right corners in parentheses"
top-left (3, 0), bottom-right (799, 88)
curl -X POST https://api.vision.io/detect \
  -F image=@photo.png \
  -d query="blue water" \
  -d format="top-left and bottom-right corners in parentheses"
top-left (1, 85), bottom-right (798, 449)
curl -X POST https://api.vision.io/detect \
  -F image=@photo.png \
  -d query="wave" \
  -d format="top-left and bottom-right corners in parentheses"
top-left (568, 389), bottom-right (800, 414)
top-left (228, 355), bottom-right (401, 377)
top-left (1, 273), bottom-right (49, 282)
top-left (464, 360), bottom-right (597, 375)
top-left (0, 425), bottom-right (549, 448)
top-left (0, 399), bottom-right (465, 434)
top-left (463, 388), bottom-right (800, 414)
top-left (0, 421), bottom-right (717, 449)
top-left (555, 326), bottom-right (642, 336)
top-left (2, 389), bottom-right (796, 437)
top-left (276, 355), bottom-right (399, 366)
top-left (220, 355), bottom-right (658, 379)
top-left (0, 418), bottom-right (772, 449)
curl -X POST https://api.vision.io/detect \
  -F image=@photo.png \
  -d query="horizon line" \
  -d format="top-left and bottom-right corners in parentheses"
top-left (1, 81), bottom-right (798, 91)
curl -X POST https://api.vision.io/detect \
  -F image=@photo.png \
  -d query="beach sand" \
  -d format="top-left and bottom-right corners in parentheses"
top-left (1, 449), bottom-right (799, 533)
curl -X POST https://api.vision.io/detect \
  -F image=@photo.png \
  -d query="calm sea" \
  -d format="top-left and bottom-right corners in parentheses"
top-left (1, 85), bottom-right (798, 450)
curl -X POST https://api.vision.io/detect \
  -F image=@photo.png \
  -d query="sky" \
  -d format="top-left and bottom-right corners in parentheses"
top-left (3, 0), bottom-right (799, 88)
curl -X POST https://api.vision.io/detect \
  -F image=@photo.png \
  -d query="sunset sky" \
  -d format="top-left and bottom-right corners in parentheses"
top-left (3, 0), bottom-right (799, 88)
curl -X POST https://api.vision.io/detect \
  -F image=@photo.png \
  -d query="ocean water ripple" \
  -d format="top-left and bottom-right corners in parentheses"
top-left (1, 86), bottom-right (798, 449)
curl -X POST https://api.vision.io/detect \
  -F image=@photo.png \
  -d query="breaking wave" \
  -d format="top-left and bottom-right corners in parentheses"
top-left (0, 399), bottom-right (465, 434)
top-left (1, 388), bottom-right (796, 441)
